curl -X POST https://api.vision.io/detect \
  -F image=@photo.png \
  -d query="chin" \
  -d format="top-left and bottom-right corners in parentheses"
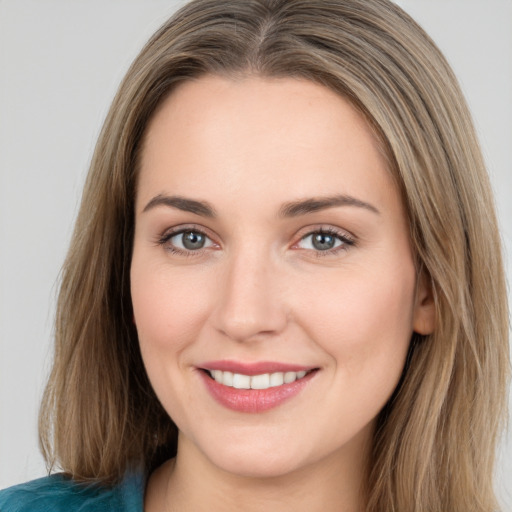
top-left (182, 428), bottom-right (297, 478)
top-left (193, 430), bottom-right (323, 480)
top-left (211, 450), bottom-right (305, 479)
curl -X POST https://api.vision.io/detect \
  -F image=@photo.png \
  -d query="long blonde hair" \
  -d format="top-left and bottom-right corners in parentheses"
top-left (39, 1), bottom-right (509, 510)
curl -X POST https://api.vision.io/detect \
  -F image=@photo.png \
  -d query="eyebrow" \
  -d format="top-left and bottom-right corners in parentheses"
top-left (142, 194), bottom-right (217, 217)
top-left (279, 194), bottom-right (380, 217)
top-left (142, 193), bottom-right (380, 218)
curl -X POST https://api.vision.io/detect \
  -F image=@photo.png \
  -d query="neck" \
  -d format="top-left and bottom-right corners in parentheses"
top-left (145, 431), bottom-right (371, 512)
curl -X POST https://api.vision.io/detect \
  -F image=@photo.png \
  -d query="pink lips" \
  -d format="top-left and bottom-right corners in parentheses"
top-left (198, 360), bottom-right (318, 413)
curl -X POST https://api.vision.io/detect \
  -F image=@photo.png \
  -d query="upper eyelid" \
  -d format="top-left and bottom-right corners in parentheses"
top-left (300, 230), bottom-right (352, 242)
top-left (294, 225), bottom-right (355, 242)
top-left (159, 224), bottom-right (354, 239)
top-left (160, 224), bottom-right (215, 240)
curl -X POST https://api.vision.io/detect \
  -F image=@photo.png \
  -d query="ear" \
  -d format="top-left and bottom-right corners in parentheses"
top-left (412, 269), bottom-right (436, 335)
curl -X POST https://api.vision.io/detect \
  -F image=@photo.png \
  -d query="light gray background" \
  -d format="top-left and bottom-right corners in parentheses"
top-left (1, 0), bottom-right (511, 507)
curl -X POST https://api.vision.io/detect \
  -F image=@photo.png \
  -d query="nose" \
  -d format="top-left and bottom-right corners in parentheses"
top-left (211, 249), bottom-right (288, 343)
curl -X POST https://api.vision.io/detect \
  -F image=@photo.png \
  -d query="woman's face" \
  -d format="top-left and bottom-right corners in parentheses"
top-left (131, 75), bottom-right (434, 478)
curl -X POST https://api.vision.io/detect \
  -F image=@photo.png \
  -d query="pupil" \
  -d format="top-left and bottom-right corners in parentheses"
top-left (312, 233), bottom-right (335, 251)
top-left (182, 231), bottom-right (205, 250)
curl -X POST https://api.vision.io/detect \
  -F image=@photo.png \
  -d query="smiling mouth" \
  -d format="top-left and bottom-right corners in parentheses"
top-left (199, 365), bottom-right (319, 412)
top-left (202, 369), bottom-right (317, 390)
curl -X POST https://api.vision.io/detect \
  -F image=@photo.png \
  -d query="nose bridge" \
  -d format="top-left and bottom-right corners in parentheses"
top-left (212, 242), bottom-right (287, 342)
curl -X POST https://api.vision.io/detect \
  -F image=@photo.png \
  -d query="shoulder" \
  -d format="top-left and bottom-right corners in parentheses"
top-left (0, 470), bottom-right (145, 512)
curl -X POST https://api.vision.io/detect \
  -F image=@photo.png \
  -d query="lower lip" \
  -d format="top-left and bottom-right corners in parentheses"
top-left (199, 370), bottom-right (317, 413)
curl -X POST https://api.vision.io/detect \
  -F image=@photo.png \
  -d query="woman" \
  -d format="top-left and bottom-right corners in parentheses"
top-left (1, 0), bottom-right (509, 510)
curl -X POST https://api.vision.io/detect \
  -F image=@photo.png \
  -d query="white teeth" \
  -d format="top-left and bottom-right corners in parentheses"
top-left (284, 371), bottom-right (297, 384)
top-left (232, 373), bottom-right (251, 389)
top-left (250, 373), bottom-right (270, 390)
top-left (269, 372), bottom-right (284, 387)
top-left (223, 371), bottom-right (234, 386)
top-left (208, 369), bottom-right (311, 390)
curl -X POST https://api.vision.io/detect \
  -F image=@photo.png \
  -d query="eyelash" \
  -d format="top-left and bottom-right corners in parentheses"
top-left (297, 227), bottom-right (355, 258)
top-left (156, 225), bottom-right (214, 258)
top-left (156, 226), bottom-right (355, 258)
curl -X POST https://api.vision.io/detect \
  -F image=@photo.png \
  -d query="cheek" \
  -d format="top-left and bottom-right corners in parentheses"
top-left (130, 260), bottom-right (217, 422)
top-left (130, 261), bottom-right (212, 365)
top-left (295, 259), bottom-right (416, 381)
top-left (299, 263), bottom-right (416, 441)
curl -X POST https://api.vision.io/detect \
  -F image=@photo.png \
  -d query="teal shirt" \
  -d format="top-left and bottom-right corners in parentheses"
top-left (0, 470), bottom-right (145, 511)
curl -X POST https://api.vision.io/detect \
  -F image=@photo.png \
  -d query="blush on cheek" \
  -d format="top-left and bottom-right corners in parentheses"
top-left (306, 270), bottom-right (414, 366)
top-left (131, 264), bottom-right (216, 361)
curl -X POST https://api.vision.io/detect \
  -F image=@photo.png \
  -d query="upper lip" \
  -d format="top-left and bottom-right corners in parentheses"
top-left (198, 360), bottom-right (317, 376)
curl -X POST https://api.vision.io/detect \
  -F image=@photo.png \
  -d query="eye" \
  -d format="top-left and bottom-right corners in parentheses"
top-left (158, 228), bottom-right (216, 254)
top-left (296, 228), bottom-right (354, 253)
top-left (172, 230), bottom-right (211, 250)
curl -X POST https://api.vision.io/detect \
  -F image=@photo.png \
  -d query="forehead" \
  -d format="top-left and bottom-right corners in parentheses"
top-left (137, 74), bottom-right (400, 219)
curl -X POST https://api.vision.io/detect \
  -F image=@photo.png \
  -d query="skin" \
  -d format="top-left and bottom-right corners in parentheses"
top-left (131, 74), bottom-right (435, 511)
